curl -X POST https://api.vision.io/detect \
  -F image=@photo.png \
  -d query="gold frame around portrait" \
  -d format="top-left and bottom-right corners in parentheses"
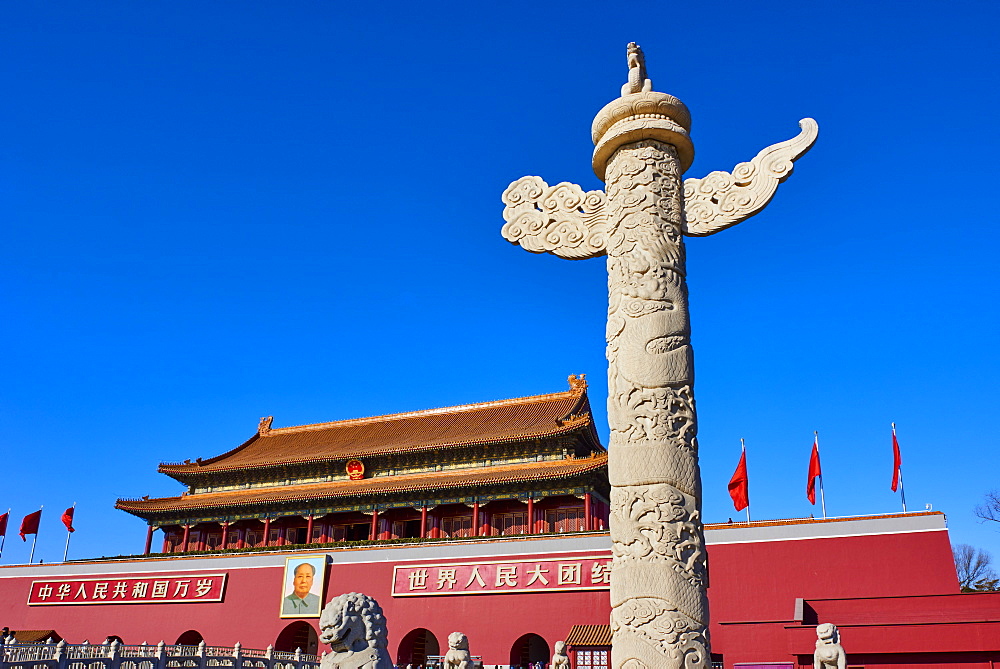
top-left (278, 555), bottom-right (327, 619)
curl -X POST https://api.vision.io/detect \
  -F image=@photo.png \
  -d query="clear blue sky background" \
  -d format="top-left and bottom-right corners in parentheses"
top-left (2, 1), bottom-right (998, 566)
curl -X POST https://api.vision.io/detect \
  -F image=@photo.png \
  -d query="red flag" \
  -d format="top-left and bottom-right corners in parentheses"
top-left (891, 429), bottom-right (902, 492)
top-left (61, 507), bottom-right (76, 533)
top-left (806, 440), bottom-right (822, 505)
top-left (19, 510), bottom-right (42, 541)
top-left (728, 450), bottom-right (749, 512)
top-left (0, 512), bottom-right (8, 537)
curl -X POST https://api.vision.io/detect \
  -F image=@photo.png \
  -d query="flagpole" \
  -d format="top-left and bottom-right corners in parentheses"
top-left (893, 423), bottom-right (907, 512)
top-left (816, 432), bottom-right (827, 519)
top-left (741, 438), bottom-right (751, 523)
top-left (28, 505), bottom-right (42, 564)
top-left (63, 502), bottom-right (76, 562)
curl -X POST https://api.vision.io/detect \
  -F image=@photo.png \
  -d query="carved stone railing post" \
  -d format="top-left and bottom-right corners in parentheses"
top-left (264, 644), bottom-right (273, 669)
top-left (108, 640), bottom-right (121, 669)
top-left (501, 43), bottom-right (816, 668)
top-left (233, 642), bottom-right (242, 669)
top-left (154, 641), bottom-right (166, 669)
top-left (54, 640), bottom-right (67, 669)
top-left (196, 641), bottom-right (206, 669)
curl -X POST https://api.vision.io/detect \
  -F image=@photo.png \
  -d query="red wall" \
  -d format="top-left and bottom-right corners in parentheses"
top-left (707, 528), bottom-right (960, 665)
top-left (708, 528), bottom-right (959, 622)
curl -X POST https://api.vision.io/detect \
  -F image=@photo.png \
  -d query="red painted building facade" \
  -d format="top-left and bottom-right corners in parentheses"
top-left (3, 512), bottom-right (998, 668)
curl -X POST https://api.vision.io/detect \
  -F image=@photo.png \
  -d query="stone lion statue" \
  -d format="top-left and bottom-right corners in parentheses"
top-left (318, 592), bottom-right (392, 669)
top-left (443, 632), bottom-right (472, 669)
top-left (551, 640), bottom-right (570, 669)
top-left (813, 622), bottom-right (846, 669)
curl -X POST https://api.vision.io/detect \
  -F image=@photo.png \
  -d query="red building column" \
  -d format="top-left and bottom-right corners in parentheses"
top-left (181, 525), bottom-right (190, 553)
top-left (527, 498), bottom-right (535, 534)
top-left (420, 506), bottom-right (428, 538)
top-left (236, 528), bottom-right (245, 549)
top-left (430, 511), bottom-right (440, 539)
top-left (584, 493), bottom-right (593, 531)
top-left (481, 507), bottom-right (491, 537)
top-left (263, 517), bottom-right (271, 546)
top-left (144, 525), bottom-right (154, 555)
top-left (369, 510), bottom-right (378, 541)
top-left (472, 502), bottom-right (480, 537)
top-left (306, 515), bottom-right (314, 544)
top-left (220, 522), bottom-right (229, 548)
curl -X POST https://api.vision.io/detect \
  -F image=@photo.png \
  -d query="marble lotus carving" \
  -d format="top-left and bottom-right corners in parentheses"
top-left (318, 593), bottom-right (392, 669)
top-left (442, 632), bottom-right (472, 669)
top-left (501, 43), bottom-right (816, 669)
top-left (813, 623), bottom-right (846, 669)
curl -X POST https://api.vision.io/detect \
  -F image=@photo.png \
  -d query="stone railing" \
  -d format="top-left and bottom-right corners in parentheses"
top-left (0, 641), bottom-right (319, 669)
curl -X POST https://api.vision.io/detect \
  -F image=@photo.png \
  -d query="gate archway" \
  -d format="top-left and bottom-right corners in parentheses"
top-left (509, 633), bottom-right (548, 668)
top-left (175, 631), bottom-right (203, 646)
top-left (396, 628), bottom-right (439, 667)
top-left (275, 621), bottom-right (318, 655)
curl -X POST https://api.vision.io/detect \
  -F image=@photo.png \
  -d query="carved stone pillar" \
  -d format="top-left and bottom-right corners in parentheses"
top-left (598, 130), bottom-right (710, 667)
top-left (500, 42), bottom-right (816, 668)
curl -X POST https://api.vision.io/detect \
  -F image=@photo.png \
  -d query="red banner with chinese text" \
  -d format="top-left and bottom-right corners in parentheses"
top-left (392, 555), bottom-right (611, 597)
top-left (28, 573), bottom-right (227, 605)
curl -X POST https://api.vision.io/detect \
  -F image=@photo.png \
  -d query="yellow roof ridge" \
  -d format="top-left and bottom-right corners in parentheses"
top-left (265, 386), bottom-right (584, 435)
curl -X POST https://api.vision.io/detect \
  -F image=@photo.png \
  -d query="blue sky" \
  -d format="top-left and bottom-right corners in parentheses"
top-left (2, 1), bottom-right (998, 566)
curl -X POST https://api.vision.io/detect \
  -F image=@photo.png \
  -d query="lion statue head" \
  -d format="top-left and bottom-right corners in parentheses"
top-left (816, 622), bottom-right (839, 644)
top-left (447, 632), bottom-right (468, 651)
top-left (318, 593), bottom-right (392, 669)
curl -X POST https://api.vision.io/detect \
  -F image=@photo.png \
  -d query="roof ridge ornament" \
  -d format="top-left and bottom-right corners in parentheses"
top-left (258, 416), bottom-right (273, 436)
top-left (568, 374), bottom-right (587, 390)
top-left (622, 42), bottom-right (653, 96)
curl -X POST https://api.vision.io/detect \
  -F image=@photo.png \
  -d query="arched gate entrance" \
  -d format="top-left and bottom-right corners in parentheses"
top-left (396, 628), bottom-right (439, 667)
